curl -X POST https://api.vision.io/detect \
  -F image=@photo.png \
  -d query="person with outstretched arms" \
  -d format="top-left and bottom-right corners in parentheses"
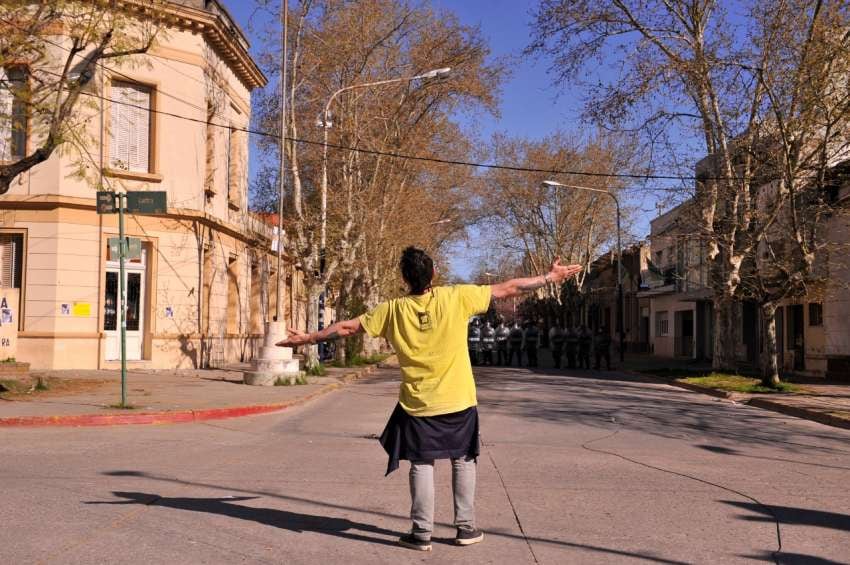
top-left (278, 247), bottom-right (582, 552)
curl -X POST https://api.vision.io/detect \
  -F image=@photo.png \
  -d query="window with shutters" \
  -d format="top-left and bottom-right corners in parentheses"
top-left (0, 234), bottom-right (23, 289)
top-left (109, 81), bottom-right (152, 173)
top-left (1, 67), bottom-right (29, 162)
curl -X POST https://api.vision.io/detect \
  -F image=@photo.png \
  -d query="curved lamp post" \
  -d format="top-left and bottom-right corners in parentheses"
top-left (542, 180), bottom-right (625, 362)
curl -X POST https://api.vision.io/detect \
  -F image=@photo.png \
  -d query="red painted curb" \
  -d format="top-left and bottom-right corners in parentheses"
top-left (0, 370), bottom-right (370, 429)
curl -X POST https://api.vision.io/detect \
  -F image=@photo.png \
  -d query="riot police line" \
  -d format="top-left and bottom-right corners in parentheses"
top-left (467, 317), bottom-right (614, 370)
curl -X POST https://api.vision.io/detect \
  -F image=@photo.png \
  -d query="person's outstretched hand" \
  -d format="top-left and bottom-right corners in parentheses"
top-left (276, 328), bottom-right (311, 348)
top-left (548, 257), bottom-right (583, 284)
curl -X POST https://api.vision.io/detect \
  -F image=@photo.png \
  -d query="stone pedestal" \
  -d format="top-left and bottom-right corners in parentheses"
top-left (243, 321), bottom-right (300, 386)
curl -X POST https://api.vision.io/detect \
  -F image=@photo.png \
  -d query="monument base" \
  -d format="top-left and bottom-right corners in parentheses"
top-left (243, 321), bottom-right (301, 386)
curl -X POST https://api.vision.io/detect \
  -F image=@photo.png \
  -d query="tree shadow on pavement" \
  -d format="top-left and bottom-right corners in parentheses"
top-left (723, 500), bottom-right (850, 532)
top-left (85, 491), bottom-right (401, 548)
top-left (472, 367), bottom-right (850, 458)
top-left (696, 444), bottom-right (850, 472)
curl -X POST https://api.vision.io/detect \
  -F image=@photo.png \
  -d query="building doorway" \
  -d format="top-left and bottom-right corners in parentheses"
top-left (104, 248), bottom-right (146, 361)
top-left (675, 310), bottom-right (694, 358)
top-left (787, 304), bottom-right (805, 371)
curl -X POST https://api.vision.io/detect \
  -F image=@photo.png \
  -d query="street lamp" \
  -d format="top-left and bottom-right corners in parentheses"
top-left (542, 180), bottom-right (625, 362)
top-left (314, 67), bottom-right (451, 354)
top-left (318, 67), bottom-right (451, 257)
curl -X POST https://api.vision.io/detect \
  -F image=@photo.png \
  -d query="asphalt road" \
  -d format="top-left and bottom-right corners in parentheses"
top-left (2, 366), bottom-right (849, 564)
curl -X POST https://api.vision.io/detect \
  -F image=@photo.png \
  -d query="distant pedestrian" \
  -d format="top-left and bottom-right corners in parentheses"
top-left (481, 321), bottom-right (496, 366)
top-left (524, 321), bottom-right (540, 368)
top-left (578, 326), bottom-right (592, 369)
top-left (278, 247), bottom-right (581, 552)
top-left (549, 323), bottom-right (565, 369)
top-left (508, 321), bottom-right (524, 366)
top-left (495, 320), bottom-right (510, 366)
top-left (565, 326), bottom-right (578, 369)
top-left (594, 326), bottom-right (612, 370)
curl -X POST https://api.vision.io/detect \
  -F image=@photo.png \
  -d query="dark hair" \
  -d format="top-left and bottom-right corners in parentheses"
top-left (400, 246), bottom-right (434, 294)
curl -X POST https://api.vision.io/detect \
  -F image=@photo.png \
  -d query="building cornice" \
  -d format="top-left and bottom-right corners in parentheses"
top-left (0, 194), bottom-right (292, 260)
top-left (120, 0), bottom-right (268, 90)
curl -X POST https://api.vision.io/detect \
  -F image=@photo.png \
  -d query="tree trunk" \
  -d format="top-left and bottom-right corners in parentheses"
top-left (712, 296), bottom-right (739, 372)
top-left (361, 281), bottom-right (385, 356)
top-left (303, 281), bottom-right (322, 369)
top-left (760, 302), bottom-right (781, 387)
top-left (333, 284), bottom-right (349, 366)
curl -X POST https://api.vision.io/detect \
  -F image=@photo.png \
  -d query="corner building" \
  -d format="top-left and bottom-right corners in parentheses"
top-left (0, 1), bottom-right (302, 370)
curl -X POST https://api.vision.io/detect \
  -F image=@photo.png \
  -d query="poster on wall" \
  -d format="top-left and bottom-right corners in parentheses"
top-left (72, 302), bottom-right (91, 317)
top-left (0, 290), bottom-right (19, 359)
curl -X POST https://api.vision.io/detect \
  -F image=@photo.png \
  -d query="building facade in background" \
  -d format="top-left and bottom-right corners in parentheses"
top-left (637, 185), bottom-right (849, 378)
top-left (0, 0), bottom-right (304, 370)
top-left (582, 244), bottom-right (650, 354)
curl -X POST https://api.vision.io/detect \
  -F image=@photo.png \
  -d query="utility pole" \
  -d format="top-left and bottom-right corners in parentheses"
top-left (242, 0), bottom-right (300, 386)
top-left (275, 0), bottom-right (288, 322)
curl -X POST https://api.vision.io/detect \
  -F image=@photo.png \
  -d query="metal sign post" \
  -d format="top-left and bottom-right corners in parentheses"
top-left (97, 190), bottom-right (167, 407)
top-left (117, 192), bottom-right (129, 407)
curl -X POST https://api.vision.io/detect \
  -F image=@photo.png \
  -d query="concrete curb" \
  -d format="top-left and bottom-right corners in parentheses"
top-left (0, 365), bottom-right (378, 429)
top-left (665, 380), bottom-right (742, 401)
top-left (747, 397), bottom-right (850, 431)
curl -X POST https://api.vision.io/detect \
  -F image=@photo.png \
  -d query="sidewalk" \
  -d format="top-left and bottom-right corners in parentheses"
top-left (0, 362), bottom-right (387, 427)
top-left (618, 353), bottom-right (850, 430)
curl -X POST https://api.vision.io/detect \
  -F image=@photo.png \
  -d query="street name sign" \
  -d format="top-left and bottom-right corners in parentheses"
top-left (96, 191), bottom-right (118, 214)
top-left (127, 191), bottom-right (167, 215)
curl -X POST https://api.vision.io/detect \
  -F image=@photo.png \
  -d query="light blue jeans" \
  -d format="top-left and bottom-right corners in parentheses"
top-left (409, 456), bottom-right (476, 540)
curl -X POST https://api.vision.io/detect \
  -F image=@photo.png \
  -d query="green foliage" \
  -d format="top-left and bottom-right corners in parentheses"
top-left (679, 374), bottom-right (800, 394)
top-left (107, 403), bottom-right (137, 410)
top-left (306, 363), bottom-right (326, 377)
top-left (275, 374), bottom-right (310, 385)
top-left (33, 377), bottom-right (49, 391)
top-left (0, 379), bottom-right (22, 393)
top-left (1, 357), bottom-right (17, 363)
top-left (330, 353), bottom-right (389, 368)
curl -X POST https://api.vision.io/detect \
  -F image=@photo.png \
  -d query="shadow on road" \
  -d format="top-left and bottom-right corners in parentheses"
top-left (696, 444), bottom-right (850, 472)
top-left (471, 367), bottom-right (850, 458)
top-left (86, 491), bottom-right (401, 548)
top-left (98, 470), bottom-right (690, 564)
top-left (724, 500), bottom-right (850, 533)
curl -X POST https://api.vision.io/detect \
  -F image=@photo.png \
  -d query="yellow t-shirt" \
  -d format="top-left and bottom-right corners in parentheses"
top-left (359, 284), bottom-right (492, 417)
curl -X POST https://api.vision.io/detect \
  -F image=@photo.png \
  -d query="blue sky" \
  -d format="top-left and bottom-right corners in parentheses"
top-left (223, 0), bottom-right (661, 279)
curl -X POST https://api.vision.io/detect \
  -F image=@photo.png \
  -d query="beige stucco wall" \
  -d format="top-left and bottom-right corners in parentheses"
top-left (0, 5), bottom-right (292, 370)
top-left (2, 208), bottom-right (281, 370)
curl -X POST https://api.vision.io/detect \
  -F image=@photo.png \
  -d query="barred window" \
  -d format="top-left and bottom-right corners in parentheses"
top-left (656, 310), bottom-right (669, 337)
top-left (809, 303), bottom-right (823, 327)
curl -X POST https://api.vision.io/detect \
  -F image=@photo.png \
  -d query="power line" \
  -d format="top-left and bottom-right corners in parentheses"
top-left (4, 14), bottom-right (819, 185)
top-left (73, 85), bottom-right (709, 184)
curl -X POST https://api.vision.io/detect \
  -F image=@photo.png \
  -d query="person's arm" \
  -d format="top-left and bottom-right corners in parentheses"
top-left (276, 318), bottom-right (363, 348)
top-left (491, 257), bottom-right (582, 300)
